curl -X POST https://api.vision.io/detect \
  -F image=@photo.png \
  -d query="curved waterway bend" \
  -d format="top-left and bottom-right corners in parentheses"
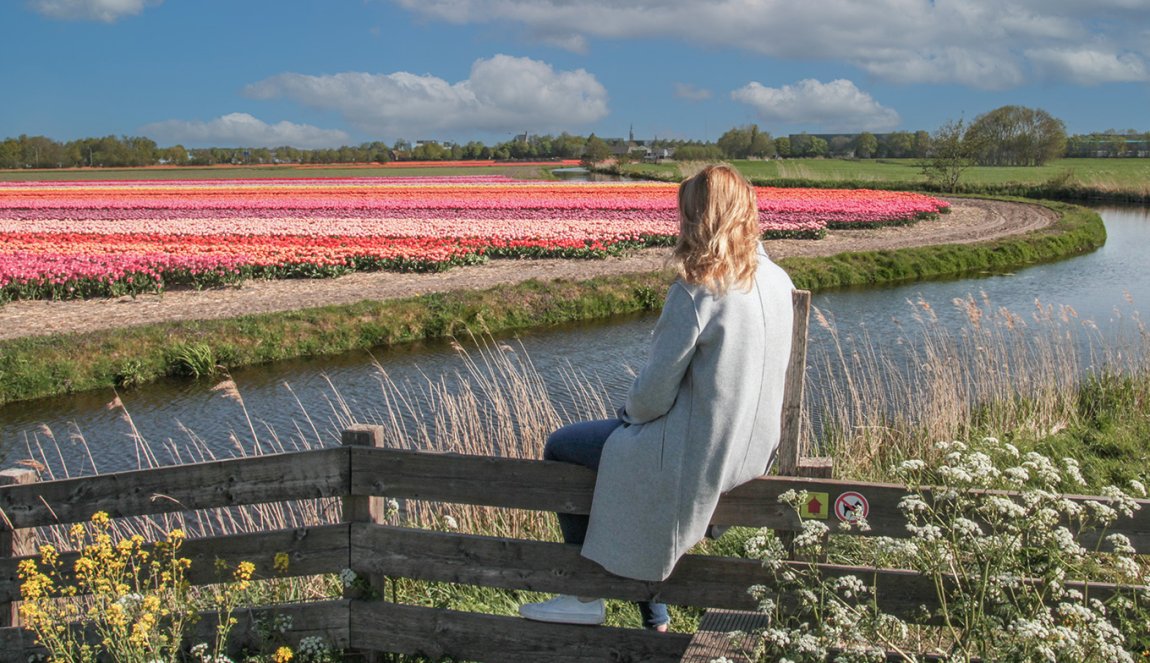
top-left (1, 205), bottom-right (1146, 475)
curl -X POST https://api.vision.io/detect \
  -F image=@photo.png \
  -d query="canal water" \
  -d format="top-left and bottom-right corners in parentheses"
top-left (1, 205), bottom-right (1146, 475)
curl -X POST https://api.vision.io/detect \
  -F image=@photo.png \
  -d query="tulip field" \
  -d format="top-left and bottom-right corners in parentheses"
top-left (0, 176), bottom-right (949, 303)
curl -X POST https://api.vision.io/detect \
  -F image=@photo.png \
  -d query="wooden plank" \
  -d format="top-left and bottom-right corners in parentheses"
top-left (0, 524), bottom-right (351, 604)
top-left (350, 445), bottom-right (598, 515)
top-left (351, 447), bottom-right (1150, 550)
top-left (190, 600), bottom-right (351, 653)
top-left (350, 600), bottom-right (692, 663)
top-left (777, 289), bottom-right (811, 476)
top-left (0, 600), bottom-right (350, 661)
top-left (350, 525), bottom-right (932, 617)
top-left (351, 524), bottom-right (1146, 619)
top-left (0, 448), bottom-right (349, 529)
top-left (679, 609), bottom-right (767, 663)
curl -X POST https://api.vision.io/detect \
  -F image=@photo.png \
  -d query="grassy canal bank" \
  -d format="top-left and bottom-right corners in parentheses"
top-left (0, 199), bottom-right (1103, 405)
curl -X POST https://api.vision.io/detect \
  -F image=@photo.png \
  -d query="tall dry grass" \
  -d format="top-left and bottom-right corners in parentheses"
top-left (804, 292), bottom-right (1149, 480)
top-left (18, 335), bottom-right (607, 553)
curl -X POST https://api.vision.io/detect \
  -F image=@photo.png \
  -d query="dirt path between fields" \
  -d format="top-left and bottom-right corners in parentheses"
top-left (0, 198), bottom-right (1056, 341)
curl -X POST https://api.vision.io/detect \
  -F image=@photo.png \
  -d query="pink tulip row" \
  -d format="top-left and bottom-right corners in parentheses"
top-left (0, 177), bottom-right (948, 302)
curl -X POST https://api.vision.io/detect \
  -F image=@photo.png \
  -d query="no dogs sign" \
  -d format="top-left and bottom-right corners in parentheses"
top-left (834, 491), bottom-right (870, 523)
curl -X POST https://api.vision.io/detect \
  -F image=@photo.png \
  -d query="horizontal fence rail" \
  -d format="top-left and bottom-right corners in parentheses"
top-left (0, 438), bottom-right (1148, 662)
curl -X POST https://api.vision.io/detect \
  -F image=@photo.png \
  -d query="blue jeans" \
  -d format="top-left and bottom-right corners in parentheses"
top-left (545, 418), bottom-right (670, 629)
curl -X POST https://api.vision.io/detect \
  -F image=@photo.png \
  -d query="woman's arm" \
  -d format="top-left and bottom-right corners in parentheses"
top-left (621, 283), bottom-right (701, 424)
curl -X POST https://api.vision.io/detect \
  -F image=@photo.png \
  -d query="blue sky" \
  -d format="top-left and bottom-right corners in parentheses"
top-left (3, 0), bottom-right (1149, 148)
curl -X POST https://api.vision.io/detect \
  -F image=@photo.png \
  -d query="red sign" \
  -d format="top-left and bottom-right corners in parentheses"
top-left (834, 491), bottom-right (870, 522)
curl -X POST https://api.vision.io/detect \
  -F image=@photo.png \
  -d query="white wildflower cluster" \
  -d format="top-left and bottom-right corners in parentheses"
top-left (830, 575), bottom-right (869, 601)
top-left (297, 635), bottom-right (335, 662)
top-left (777, 489), bottom-right (808, 510)
top-left (869, 536), bottom-right (919, 563)
top-left (1106, 532), bottom-right (1137, 556)
top-left (906, 523), bottom-right (943, 542)
top-left (190, 643), bottom-right (235, 663)
top-left (1100, 484), bottom-right (1142, 519)
top-left (1003, 466), bottom-right (1030, 486)
top-left (837, 514), bottom-right (871, 533)
top-left (744, 529), bottom-right (787, 570)
top-left (896, 459), bottom-right (926, 477)
top-left (757, 626), bottom-right (826, 662)
top-left (748, 436), bottom-right (1149, 661)
top-left (952, 517), bottom-right (984, 538)
top-left (1051, 527), bottom-right (1087, 562)
top-left (1061, 458), bottom-right (1087, 487)
top-left (897, 495), bottom-right (930, 517)
top-left (1084, 499), bottom-right (1119, 527)
top-left (1021, 451), bottom-right (1063, 486)
top-left (338, 568), bottom-right (358, 588)
top-left (792, 520), bottom-right (829, 551)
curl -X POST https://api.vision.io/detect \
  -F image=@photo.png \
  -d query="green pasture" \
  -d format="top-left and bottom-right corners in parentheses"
top-left (622, 158), bottom-right (1150, 195)
top-left (3, 158), bottom-right (1148, 195)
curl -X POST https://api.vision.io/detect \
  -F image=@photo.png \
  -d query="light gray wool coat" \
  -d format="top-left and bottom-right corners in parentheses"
top-left (581, 245), bottom-right (795, 581)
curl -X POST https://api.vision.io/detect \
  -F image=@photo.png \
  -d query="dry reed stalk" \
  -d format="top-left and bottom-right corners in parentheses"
top-left (807, 293), bottom-right (1146, 479)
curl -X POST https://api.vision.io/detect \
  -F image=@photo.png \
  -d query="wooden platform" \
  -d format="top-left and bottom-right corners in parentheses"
top-left (680, 609), bottom-right (768, 662)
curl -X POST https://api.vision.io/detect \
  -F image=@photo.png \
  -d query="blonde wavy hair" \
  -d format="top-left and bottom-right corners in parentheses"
top-left (672, 164), bottom-right (761, 295)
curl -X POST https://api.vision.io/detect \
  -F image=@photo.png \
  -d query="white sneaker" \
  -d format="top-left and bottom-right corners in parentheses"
top-left (518, 595), bottom-right (605, 625)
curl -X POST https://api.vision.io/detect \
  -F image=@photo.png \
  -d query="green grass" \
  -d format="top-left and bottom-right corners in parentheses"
top-left (615, 158), bottom-right (1150, 200)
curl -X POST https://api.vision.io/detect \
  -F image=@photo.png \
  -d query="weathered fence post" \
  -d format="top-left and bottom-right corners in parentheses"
top-left (777, 291), bottom-right (834, 561)
top-left (0, 467), bottom-right (38, 628)
top-left (341, 425), bottom-right (386, 663)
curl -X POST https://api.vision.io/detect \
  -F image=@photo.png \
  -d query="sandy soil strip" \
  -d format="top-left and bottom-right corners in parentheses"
top-left (0, 199), bottom-right (1056, 341)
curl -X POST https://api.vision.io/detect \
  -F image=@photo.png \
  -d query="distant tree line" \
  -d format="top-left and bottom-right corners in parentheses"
top-left (0, 132), bottom-right (684, 169)
top-left (2, 105), bottom-right (1147, 170)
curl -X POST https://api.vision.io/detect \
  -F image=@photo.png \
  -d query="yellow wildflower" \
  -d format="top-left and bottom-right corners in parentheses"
top-left (273, 551), bottom-right (291, 574)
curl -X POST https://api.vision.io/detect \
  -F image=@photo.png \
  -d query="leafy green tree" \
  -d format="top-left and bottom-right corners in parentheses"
top-left (966, 105), bottom-right (1067, 166)
top-left (0, 139), bottom-right (19, 168)
top-left (853, 132), bottom-right (878, 158)
top-left (717, 126), bottom-right (753, 158)
top-left (883, 131), bottom-right (914, 158)
top-left (554, 133), bottom-right (585, 159)
top-left (749, 129), bottom-right (776, 158)
top-left (581, 133), bottom-right (611, 165)
top-left (774, 136), bottom-right (791, 158)
top-left (912, 130), bottom-right (932, 159)
top-left (921, 118), bottom-right (980, 192)
top-left (829, 136), bottom-right (853, 157)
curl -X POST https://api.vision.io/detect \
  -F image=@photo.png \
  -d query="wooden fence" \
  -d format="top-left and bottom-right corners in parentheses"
top-left (0, 290), bottom-right (1146, 662)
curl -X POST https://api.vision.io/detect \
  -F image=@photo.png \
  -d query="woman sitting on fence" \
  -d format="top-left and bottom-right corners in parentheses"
top-left (518, 164), bottom-right (796, 630)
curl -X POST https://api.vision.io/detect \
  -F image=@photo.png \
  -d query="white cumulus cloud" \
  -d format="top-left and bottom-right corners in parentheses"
top-left (391, 0), bottom-right (1150, 89)
top-left (1026, 48), bottom-right (1150, 85)
top-left (731, 79), bottom-right (901, 132)
top-left (139, 113), bottom-right (350, 149)
top-left (243, 54), bottom-right (608, 137)
top-left (29, 0), bottom-right (160, 22)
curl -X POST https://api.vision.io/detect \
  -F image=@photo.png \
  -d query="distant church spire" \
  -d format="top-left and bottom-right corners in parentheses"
top-left (629, 124), bottom-right (634, 143)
